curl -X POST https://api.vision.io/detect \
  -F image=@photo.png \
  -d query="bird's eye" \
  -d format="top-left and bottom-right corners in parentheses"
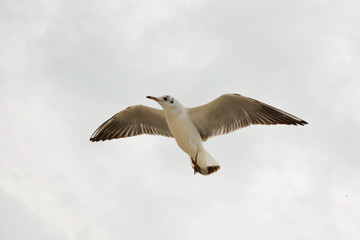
top-left (163, 97), bottom-right (168, 101)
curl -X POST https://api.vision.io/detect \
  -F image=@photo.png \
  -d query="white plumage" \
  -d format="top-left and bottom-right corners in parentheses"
top-left (90, 94), bottom-right (308, 175)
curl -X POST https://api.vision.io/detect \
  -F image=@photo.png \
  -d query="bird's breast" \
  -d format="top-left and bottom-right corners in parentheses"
top-left (165, 111), bottom-right (202, 157)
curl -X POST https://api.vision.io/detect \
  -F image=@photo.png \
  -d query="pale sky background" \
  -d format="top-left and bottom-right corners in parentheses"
top-left (1, 0), bottom-right (360, 239)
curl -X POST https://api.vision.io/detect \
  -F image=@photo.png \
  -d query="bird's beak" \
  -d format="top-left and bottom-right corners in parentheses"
top-left (146, 96), bottom-right (159, 102)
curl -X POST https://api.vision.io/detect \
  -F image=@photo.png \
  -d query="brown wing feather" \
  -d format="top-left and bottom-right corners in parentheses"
top-left (188, 94), bottom-right (308, 141)
top-left (90, 105), bottom-right (173, 141)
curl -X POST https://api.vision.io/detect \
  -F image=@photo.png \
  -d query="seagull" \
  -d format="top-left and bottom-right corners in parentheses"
top-left (90, 94), bottom-right (308, 175)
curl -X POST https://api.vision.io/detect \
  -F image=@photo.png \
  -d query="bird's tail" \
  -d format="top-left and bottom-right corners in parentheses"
top-left (191, 149), bottom-right (220, 175)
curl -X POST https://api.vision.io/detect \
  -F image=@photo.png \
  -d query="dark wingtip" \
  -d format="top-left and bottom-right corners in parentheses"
top-left (298, 120), bottom-right (309, 126)
top-left (90, 137), bottom-right (107, 142)
top-left (90, 134), bottom-right (108, 142)
top-left (89, 133), bottom-right (103, 142)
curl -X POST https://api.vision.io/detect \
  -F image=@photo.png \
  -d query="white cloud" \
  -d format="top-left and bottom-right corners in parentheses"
top-left (1, 0), bottom-right (360, 239)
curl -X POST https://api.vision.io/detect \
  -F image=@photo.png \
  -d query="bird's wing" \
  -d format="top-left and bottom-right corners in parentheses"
top-left (90, 105), bottom-right (173, 141)
top-left (188, 94), bottom-right (308, 141)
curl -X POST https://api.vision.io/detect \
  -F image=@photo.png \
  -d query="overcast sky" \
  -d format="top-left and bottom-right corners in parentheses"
top-left (1, 0), bottom-right (360, 239)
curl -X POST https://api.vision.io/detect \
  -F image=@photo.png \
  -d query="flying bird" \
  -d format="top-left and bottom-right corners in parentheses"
top-left (90, 94), bottom-right (308, 175)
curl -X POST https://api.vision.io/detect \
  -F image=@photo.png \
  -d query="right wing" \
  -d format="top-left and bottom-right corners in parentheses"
top-left (90, 105), bottom-right (173, 141)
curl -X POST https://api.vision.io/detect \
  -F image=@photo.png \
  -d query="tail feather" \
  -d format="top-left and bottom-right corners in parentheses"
top-left (191, 149), bottom-right (220, 175)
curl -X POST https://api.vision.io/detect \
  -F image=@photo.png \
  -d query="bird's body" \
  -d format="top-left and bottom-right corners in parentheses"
top-left (90, 94), bottom-right (308, 175)
top-left (148, 96), bottom-right (219, 174)
top-left (165, 106), bottom-right (201, 158)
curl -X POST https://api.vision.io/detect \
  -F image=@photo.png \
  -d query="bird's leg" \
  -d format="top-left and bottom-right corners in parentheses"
top-left (191, 152), bottom-right (199, 175)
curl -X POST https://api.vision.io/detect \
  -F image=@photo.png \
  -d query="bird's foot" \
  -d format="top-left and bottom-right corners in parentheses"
top-left (191, 153), bottom-right (200, 174)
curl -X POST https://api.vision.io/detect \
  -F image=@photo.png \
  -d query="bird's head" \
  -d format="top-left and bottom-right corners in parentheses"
top-left (146, 95), bottom-right (181, 111)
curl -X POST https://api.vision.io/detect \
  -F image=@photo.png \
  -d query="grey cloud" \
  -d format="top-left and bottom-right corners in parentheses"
top-left (1, 0), bottom-right (360, 239)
